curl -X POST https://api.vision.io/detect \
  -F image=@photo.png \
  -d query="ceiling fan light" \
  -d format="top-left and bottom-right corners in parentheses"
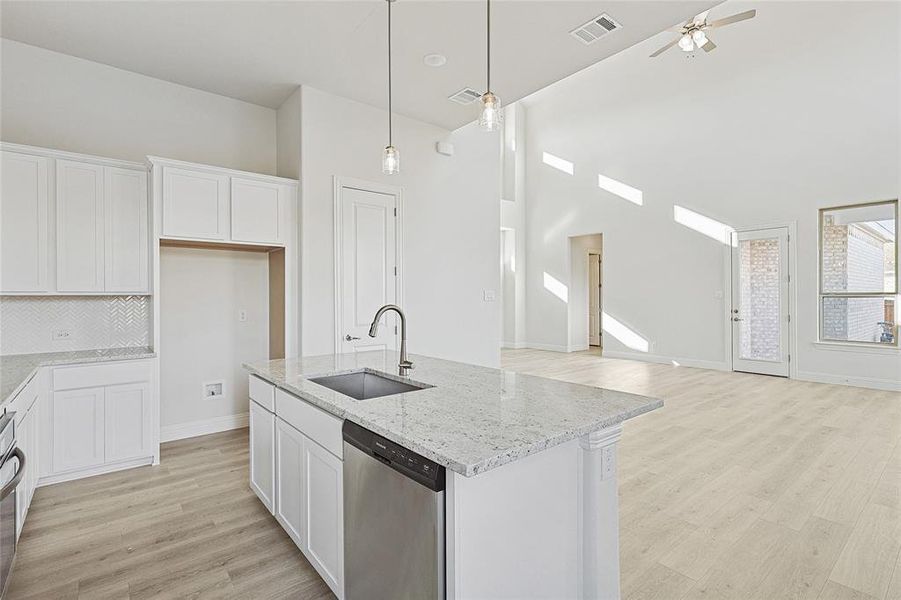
top-left (678, 33), bottom-right (694, 51)
top-left (691, 29), bottom-right (707, 47)
top-left (479, 91), bottom-right (503, 132)
top-left (382, 145), bottom-right (400, 175)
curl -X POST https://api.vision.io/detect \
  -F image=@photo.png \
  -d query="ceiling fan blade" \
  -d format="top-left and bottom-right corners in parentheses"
top-left (706, 9), bottom-right (757, 29)
top-left (693, 10), bottom-right (710, 25)
top-left (649, 38), bottom-right (679, 58)
top-left (702, 38), bottom-right (717, 52)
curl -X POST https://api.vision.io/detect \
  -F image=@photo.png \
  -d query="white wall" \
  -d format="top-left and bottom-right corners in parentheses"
top-left (276, 87), bottom-right (302, 179)
top-left (1, 39), bottom-right (276, 174)
top-left (299, 86), bottom-right (501, 367)
top-left (521, 1), bottom-right (900, 388)
top-left (159, 247), bottom-right (268, 432)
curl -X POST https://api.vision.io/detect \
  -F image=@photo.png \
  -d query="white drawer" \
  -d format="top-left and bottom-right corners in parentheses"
top-left (275, 388), bottom-right (342, 459)
top-left (249, 375), bottom-right (275, 412)
top-left (53, 360), bottom-right (151, 391)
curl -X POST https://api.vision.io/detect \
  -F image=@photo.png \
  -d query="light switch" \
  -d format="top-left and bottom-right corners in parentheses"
top-left (483, 290), bottom-right (497, 302)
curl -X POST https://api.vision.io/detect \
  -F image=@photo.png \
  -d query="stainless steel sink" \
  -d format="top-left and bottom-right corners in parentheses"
top-left (308, 370), bottom-right (431, 401)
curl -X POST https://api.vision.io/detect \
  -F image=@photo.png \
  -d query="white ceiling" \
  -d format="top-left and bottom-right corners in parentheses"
top-left (0, 0), bottom-right (719, 130)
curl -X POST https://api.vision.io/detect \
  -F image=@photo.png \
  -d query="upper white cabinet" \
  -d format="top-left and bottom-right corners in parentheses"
top-left (105, 167), bottom-right (149, 292)
top-left (231, 177), bottom-right (287, 244)
top-left (0, 150), bottom-right (49, 292)
top-left (162, 167), bottom-right (229, 240)
top-left (0, 143), bottom-right (149, 294)
top-left (56, 159), bottom-right (105, 292)
top-left (153, 158), bottom-right (296, 247)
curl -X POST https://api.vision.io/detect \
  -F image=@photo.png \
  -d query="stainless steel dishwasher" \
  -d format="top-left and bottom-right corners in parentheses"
top-left (343, 420), bottom-right (445, 600)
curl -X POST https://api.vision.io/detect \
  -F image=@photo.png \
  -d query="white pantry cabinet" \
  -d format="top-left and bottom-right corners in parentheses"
top-left (56, 159), bottom-right (105, 292)
top-left (0, 150), bottom-right (49, 292)
top-left (0, 143), bottom-right (149, 294)
top-left (161, 166), bottom-right (229, 240)
top-left (47, 360), bottom-right (154, 482)
top-left (250, 398), bottom-right (276, 514)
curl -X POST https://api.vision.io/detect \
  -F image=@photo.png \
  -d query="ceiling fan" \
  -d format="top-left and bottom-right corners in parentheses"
top-left (649, 9), bottom-right (757, 57)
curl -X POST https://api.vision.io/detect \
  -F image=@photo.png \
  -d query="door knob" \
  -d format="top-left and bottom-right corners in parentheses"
top-left (732, 317), bottom-right (743, 322)
top-left (345, 334), bottom-right (361, 341)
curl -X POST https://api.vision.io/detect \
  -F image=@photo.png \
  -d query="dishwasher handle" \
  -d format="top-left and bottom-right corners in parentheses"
top-left (343, 420), bottom-right (445, 492)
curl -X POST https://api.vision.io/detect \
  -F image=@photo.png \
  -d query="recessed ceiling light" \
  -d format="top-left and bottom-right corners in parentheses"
top-left (423, 53), bottom-right (447, 67)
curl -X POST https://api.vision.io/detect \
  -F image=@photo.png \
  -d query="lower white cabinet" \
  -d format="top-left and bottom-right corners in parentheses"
top-left (249, 399), bottom-right (275, 513)
top-left (48, 360), bottom-right (154, 481)
top-left (275, 418), bottom-right (304, 546)
top-left (303, 433), bottom-right (344, 596)
top-left (13, 381), bottom-right (40, 539)
top-left (51, 386), bottom-right (106, 473)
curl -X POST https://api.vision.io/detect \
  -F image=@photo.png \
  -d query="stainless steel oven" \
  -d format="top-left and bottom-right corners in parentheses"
top-left (0, 413), bottom-right (24, 599)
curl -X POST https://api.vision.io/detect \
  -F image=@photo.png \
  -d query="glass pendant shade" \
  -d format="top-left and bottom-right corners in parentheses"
top-left (479, 91), bottom-right (503, 132)
top-left (678, 33), bottom-right (694, 52)
top-left (691, 29), bottom-right (707, 47)
top-left (382, 145), bottom-right (400, 175)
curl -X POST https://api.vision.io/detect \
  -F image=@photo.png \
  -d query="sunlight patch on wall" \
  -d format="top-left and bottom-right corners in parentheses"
top-left (542, 152), bottom-right (574, 175)
top-left (673, 205), bottom-right (736, 246)
top-left (543, 272), bottom-right (569, 303)
top-left (602, 312), bottom-right (649, 352)
top-left (597, 173), bottom-right (643, 206)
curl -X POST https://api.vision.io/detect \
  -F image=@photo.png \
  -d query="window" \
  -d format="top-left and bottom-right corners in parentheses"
top-left (819, 200), bottom-right (898, 346)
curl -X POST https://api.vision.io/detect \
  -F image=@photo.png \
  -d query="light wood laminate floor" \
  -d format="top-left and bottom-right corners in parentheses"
top-left (6, 429), bottom-right (335, 600)
top-left (503, 349), bottom-right (901, 600)
top-left (7, 350), bottom-right (899, 599)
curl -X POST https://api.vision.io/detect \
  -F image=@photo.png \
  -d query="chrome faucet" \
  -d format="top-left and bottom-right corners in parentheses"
top-left (368, 304), bottom-right (413, 376)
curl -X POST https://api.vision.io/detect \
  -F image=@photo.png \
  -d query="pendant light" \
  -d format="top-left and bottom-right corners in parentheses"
top-left (381, 0), bottom-right (399, 175)
top-left (479, 0), bottom-right (502, 131)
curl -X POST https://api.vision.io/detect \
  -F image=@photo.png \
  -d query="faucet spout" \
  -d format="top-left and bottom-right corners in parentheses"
top-left (368, 304), bottom-right (413, 376)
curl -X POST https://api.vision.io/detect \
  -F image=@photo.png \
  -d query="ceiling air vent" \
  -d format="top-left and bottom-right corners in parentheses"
top-left (448, 88), bottom-right (482, 105)
top-left (570, 13), bottom-right (621, 45)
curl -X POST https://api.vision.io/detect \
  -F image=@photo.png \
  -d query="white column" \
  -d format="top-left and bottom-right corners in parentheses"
top-left (578, 424), bottom-right (623, 600)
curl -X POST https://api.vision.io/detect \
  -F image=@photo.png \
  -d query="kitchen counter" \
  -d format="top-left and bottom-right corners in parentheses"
top-left (244, 350), bottom-right (661, 477)
top-left (1, 346), bottom-right (156, 407)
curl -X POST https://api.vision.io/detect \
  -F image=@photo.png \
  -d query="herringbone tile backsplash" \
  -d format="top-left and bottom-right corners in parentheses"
top-left (0, 296), bottom-right (151, 355)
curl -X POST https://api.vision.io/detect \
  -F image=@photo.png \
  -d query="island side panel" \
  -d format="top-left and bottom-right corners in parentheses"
top-left (446, 438), bottom-right (581, 599)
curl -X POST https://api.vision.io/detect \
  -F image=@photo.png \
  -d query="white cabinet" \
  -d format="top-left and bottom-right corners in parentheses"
top-left (275, 418), bottom-right (305, 547)
top-left (303, 435), bottom-right (344, 596)
top-left (162, 166), bottom-right (229, 240)
top-left (104, 382), bottom-right (152, 462)
top-left (51, 386), bottom-right (105, 473)
top-left (0, 151), bottom-right (49, 292)
top-left (104, 167), bottom-right (149, 293)
top-left (56, 159), bottom-right (105, 292)
top-left (47, 360), bottom-right (154, 481)
top-left (250, 399), bottom-right (276, 514)
top-left (231, 178), bottom-right (286, 244)
top-left (16, 405), bottom-right (37, 539)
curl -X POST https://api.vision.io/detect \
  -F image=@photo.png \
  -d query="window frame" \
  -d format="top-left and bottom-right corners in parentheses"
top-left (817, 198), bottom-right (899, 347)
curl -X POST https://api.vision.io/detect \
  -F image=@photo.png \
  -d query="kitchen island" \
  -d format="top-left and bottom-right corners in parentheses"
top-left (245, 350), bottom-right (662, 600)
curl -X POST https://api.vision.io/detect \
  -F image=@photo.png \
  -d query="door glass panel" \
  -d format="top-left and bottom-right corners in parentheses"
top-left (738, 238), bottom-right (781, 361)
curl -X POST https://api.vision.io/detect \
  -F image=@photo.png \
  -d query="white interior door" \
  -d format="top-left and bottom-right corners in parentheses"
top-left (336, 181), bottom-right (399, 353)
top-left (589, 253), bottom-right (602, 347)
top-left (731, 227), bottom-right (790, 376)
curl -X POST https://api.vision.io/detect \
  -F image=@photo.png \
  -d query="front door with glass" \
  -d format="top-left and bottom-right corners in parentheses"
top-left (731, 227), bottom-right (790, 376)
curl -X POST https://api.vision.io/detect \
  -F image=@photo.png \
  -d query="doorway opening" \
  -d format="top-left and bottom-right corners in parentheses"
top-left (568, 233), bottom-right (603, 354)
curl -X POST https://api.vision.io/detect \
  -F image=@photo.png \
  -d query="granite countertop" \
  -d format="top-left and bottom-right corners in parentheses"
top-left (244, 351), bottom-right (662, 477)
top-left (1, 346), bottom-right (156, 407)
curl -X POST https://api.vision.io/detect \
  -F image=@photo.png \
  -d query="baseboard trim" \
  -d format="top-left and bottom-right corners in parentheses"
top-left (523, 342), bottom-right (571, 353)
top-left (38, 456), bottom-right (152, 487)
top-left (161, 413), bottom-right (249, 443)
top-left (501, 341), bottom-right (527, 349)
top-left (795, 370), bottom-right (901, 392)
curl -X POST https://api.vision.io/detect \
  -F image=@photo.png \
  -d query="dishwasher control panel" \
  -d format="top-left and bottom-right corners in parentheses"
top-left (343, 420), bottom-right (445, 492)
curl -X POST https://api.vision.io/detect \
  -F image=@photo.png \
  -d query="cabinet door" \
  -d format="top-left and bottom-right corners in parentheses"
top-left (275, 418), bottom-right (305, 548)
top-left (51, 387), bottom-right (105, 473)
top-left (15, 406), bottom-right (36, 539)
top-left (304, 438), bottom-right (344, 597)
top-left (249, 400), bottom-right (275, 513)
top-left (0, 151), bottom-right (49, 292)
top-left (104, 382), bottom-right (152, 462)
top-left (57, 159), bottom-right (105, 292)
top-left (231, 178), bottom-right (285, 244)
top-left (104, 167), bottom-right (148, 292)
top-left (162, 167), bottom-right (229, 240)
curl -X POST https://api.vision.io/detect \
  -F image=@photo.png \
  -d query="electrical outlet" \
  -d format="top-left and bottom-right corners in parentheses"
top-left (238, 309), bottom-right (247, 322)
top-left (483, 289), bottom-right (497, 302)
top-left (203, 381), bottom-right (225, 400)
top-left (52, 329), bottom-right (72, 341)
